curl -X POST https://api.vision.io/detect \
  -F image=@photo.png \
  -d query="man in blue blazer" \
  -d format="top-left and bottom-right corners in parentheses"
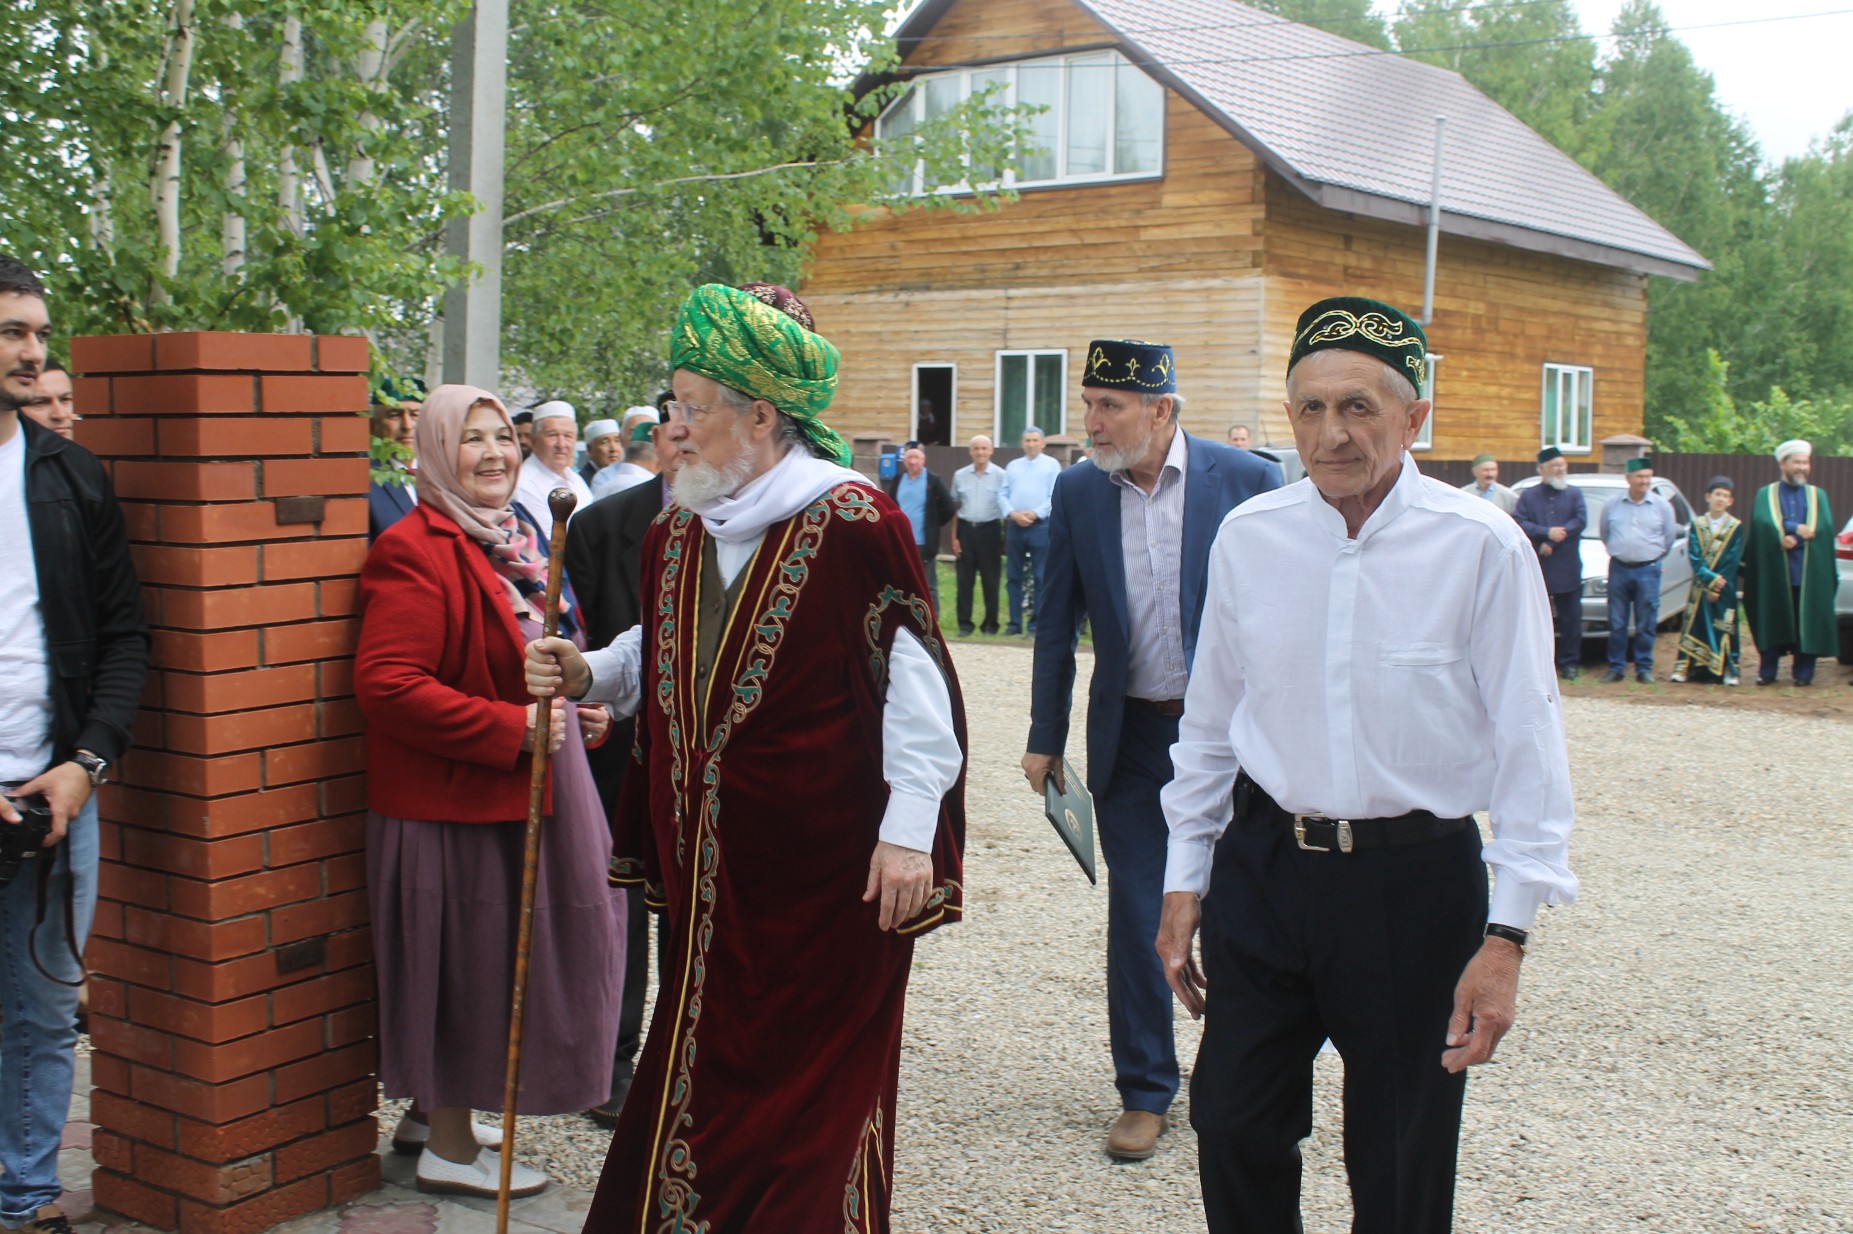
top-left (1022, 339), bottom-right (1281, 1161)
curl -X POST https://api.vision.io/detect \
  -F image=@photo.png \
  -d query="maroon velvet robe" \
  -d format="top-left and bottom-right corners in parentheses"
top-left (588, 481), bottom-right (966, 1234)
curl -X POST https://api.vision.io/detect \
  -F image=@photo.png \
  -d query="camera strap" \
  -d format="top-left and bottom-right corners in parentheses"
top-left (31, 853), bottom-right (85, 989)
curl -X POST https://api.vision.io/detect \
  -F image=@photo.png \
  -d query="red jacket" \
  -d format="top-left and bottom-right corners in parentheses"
top-left (356, 504), bottom-right (548, 822)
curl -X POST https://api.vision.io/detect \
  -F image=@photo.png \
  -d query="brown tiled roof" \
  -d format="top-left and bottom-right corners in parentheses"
top-left (890, 0), bottom-right (1710, 279)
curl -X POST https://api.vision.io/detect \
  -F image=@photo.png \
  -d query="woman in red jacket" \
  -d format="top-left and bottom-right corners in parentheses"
top-left (357, 385), bottom-right (624, 1198)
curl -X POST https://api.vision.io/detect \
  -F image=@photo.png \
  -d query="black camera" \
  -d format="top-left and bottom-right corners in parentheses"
top-left (0, 793), bottom-right (54, 890)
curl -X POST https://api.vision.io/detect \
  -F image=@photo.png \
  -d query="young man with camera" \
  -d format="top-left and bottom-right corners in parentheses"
top-left (0, 255), bottom-right (148, 1234)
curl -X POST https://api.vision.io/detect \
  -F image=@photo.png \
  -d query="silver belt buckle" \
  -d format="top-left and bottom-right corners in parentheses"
top-left (1293, 814), bottom-right (1355, 854)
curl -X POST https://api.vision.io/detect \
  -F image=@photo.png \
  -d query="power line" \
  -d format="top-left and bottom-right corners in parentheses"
top-left (888, 6), bottom-right (1853, 72)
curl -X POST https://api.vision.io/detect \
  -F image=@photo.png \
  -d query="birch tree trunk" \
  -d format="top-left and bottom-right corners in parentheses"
top-left (221, 12), bottom-right (247, 277)
top-left (346, 19), bottom-right (389, 188)
top-left (277, 14), bottom-right (305, 239)
top-left (148, 0), bottom-right (198, 303)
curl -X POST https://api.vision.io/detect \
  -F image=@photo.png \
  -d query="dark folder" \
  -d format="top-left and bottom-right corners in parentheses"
top-left (1043, 759), bottom-right (1097, 885)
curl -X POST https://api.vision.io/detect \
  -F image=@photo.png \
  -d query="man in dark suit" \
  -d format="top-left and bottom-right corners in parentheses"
top-left (563, 421), bottom-right (676, 1125)
top-left (367, 374), bottom-right (425, 542)
top-left (1021, 339), bottom-right (1280, 1161)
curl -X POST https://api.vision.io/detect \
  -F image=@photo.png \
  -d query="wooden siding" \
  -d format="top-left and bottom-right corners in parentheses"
top-left (898, 0), bottom-right (1117, 65)
top-left (799, 277), bottom-right (1265, 444)
top-left (1260, 175), bottom-right (1649, 458)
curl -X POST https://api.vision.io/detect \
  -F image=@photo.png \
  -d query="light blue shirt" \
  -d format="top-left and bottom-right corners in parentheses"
top-left (896, 471), bottom-right (929, 546)
top-left (951, 463), bottom-right (1006, 522)
top-left (1600, 489), bottom-right (1677, 564)
top-left (1001, 452), bottom-right (1062, 519)
top-left (1112, 430), bottom-right (1189, 700)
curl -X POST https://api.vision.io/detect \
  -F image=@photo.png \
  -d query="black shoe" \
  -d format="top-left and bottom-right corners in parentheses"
top-left (980, 627), bottom-right (998, 636)
top-left (1004, 626), bottom-right (1022, 636)
top-left (958, 626), bottom-right (976, 637)
top-left (1558, 665), bottom-right (1580, 681)
top-left (1600, 670), bottom-right (1625, 683)
top-left (1756, 677), bottom-right (1777, 687)
top-left (1636, 671), bottom-right (1655, 684)
top-left (1793, 678), bottom-right (1814, 687)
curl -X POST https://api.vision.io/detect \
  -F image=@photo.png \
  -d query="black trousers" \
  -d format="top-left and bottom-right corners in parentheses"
top-left (1547, 588), bottom-right (1582, 669)
top-left (1193, 788), bottom-right (1487, 1234)
top-left (955, 519), bottom-right (1003, 633)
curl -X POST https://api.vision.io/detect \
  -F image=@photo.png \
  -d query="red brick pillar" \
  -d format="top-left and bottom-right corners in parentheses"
top-left (69, 332), bottom-right (381, 1234)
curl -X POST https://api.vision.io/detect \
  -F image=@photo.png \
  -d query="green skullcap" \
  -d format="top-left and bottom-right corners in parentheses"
top-left (1289, 296), bottom-right (1428, 395)
top-left (670, 284), bottom-right (849, 466)
top-left (1472, 453), bottom-right (1497, 466)
top-left (373, 373), bottom-right (428, 409)
top-left (1625, 456), bottom-right (1652, 473)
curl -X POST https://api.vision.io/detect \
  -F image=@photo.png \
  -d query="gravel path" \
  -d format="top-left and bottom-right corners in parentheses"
top-left (404, 642), bottom-right (1853, 1232)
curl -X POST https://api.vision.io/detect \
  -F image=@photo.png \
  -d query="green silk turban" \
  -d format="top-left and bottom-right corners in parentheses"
top-left (670, 284), bottom-right (850, 466)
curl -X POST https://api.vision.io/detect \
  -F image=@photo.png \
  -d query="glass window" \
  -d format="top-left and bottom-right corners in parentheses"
top-left (996, 350), bottom-right (1067, 440)
top-left (880, 87), bottom-right (919, 195)
top-left (875, 51), bottom-right (1164, 193)
top-left (1114, 60), bottom-right (1164, 175)
top-left (1066, 55), bottom-right (1113, 178)
top-left (1541, 363), bottom-right (1593, 452)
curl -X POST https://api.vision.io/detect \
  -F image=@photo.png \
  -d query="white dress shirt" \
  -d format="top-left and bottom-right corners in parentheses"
top-left (1112, 429), bottom-right (1189, 701)
top-left (589, 461), bottom-right (656, 502)
top-left (0, 430), bottom-right (52, 781)
top-left (514, 453), bottom-right (594, 542)
top-left (581, 535), bottom-right (961, 854)
top-left (1160, 454), bottom-right (1577, 929)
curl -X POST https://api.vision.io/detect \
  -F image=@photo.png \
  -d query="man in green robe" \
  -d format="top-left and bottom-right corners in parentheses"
top-left (1671, 476), bottom-right (1745, 685)
top-left (1741, 439), bottom-right (1838, 686)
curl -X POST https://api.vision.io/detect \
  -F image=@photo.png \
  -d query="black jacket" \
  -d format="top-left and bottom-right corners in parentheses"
top-left (20, 415), bottom-right (149, 767)
top-left (883, 468), bottom-right (957, 551)
top-left (564, 475), bottom-right (665, 805)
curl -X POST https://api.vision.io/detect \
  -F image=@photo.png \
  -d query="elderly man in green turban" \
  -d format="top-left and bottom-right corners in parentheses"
top-left (526, 284), bottom-right (967, 1234)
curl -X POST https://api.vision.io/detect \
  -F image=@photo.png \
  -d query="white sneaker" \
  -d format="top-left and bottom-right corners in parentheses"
top-left (415, 1146), bottom-right (548, 1199)
top-left (391, 1115), bottom-right (506, 1156)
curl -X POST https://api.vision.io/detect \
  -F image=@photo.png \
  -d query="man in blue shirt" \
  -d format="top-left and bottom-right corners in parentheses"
top-left (1000, 426), bottom-right (1063, 636)
top-left (1598, 457), bottom-right (1679, 682)
top-left (883, 444), bottom-right (955, 613)
top-left (950, 435), bottom-right (1008, 636)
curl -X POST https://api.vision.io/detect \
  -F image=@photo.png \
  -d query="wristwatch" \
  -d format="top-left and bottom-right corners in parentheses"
top-left (1484, 922), bottom-right (1529, 953)
top-left (71, 750), bottom-right (110, 787)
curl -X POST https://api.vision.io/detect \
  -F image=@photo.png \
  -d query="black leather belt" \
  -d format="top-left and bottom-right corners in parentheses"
top-left (1126, 697), bottom-right (1185, 717)
top-left (1236, 772), bottom-right (1471, 854)
top-left (1612, 558), bottom-right (1656, 569)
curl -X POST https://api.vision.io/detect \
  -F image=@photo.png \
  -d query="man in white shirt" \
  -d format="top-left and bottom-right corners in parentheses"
top-left (513, 400), bottom-right (593, 540)
top-left (589, 421), bottom-right (660, 501)
top-left (1156, 296), bottom-right (1576, 1234)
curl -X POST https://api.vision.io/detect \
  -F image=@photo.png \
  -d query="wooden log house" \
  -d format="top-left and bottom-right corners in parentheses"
top-left (799, 0), bottom-right (1709, 461)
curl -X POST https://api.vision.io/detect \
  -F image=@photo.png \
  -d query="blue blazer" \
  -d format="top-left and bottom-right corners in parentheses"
top-left (368, 478), bottom-right (415, 543)
top-left (1027, 434), bottom-right (1282, 797)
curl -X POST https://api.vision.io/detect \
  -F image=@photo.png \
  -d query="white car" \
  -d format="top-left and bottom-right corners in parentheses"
top-left (1509, 473), bottom-right (1697, 642)
top-left (1837, 516), bottom-right (1853, 661)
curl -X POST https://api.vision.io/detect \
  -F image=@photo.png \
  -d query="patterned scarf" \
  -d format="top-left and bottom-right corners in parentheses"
top-left (414, 384), bottom-right (575, 635)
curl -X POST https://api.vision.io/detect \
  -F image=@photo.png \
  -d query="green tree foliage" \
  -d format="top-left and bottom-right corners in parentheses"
top-left (1392, 0), bottom-right (1595, 154)
top-left (1248, 0), bottom-right (1390, 51)
top-left (1661, 351), bottom-right (1853, 456)
top-left (0, 0), bottom-right (1019, 404)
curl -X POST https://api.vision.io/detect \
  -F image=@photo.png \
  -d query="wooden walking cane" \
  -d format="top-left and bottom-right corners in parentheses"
top-left (498, 487), bottom-right (578, 1234)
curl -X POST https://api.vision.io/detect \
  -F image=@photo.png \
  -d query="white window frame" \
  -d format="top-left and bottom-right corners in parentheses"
top-left (993, 349), bottom-right (1068, 441)
top-left (910, 361), bottom-right (958, 442)
top-left (875, 49), bottom-right (1166, 195)
top-left (1412, 352), bottom-right (1440, 451)
top-left (1541, 363), bottom-right (1594, 453)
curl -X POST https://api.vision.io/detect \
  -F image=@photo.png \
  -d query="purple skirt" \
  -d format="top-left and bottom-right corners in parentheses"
top-left (367, 657), bottom-right (625, 1114)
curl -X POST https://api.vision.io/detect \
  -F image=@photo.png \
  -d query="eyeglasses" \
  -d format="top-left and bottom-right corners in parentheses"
top-left (663, 401), bottom-right (719, 425)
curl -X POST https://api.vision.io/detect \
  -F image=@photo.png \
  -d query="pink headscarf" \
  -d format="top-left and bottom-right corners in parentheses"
top-left (414, 384), bottom-right (549, 616)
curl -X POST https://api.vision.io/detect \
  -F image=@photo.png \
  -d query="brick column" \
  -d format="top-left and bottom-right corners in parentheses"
top-left (69, 332), bottom-right (380, 1234)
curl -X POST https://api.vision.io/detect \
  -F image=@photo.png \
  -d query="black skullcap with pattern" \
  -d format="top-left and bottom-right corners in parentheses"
top-left (1288, 296), bottom-right (1428, 395)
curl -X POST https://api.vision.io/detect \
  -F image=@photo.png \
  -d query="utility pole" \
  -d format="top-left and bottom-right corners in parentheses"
top-left (441, 1), bottom-right (509, 388)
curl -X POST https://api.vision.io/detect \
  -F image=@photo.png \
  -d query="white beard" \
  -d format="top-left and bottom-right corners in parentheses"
top-left (1546, 476), bottom-right (1568, 491)
top-left (672, 447), bottom-right (757, 507)
top-left (1091, 421), bottom-right (1157, 475)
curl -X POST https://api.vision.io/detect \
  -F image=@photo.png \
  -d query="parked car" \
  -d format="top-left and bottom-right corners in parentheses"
top-left (1249, 445), bottom-right (1305, 484)
top-left (1509, 473), bottom-right (1696, 642)
top-left (1837, 516), bottom-right (1853, 662)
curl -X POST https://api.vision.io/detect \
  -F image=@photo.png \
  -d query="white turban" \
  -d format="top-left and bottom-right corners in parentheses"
top-left (1774, 438), bottom-right (1811, 463)
top-left (531, 399), bottom-right (576, 425)
top-left (621, 405), bottom-right (660, 428)
top-left (582, 418), bottom-right (621, 443)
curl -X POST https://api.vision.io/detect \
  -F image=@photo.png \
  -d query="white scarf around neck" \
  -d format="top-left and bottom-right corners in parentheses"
top-left (691, 445), bottom-right (865, 545)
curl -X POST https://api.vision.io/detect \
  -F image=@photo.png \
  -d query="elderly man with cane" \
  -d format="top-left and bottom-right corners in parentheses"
top-left (1157, 296), bottom-right (1577, 1234)
top-left (526, 283), bottom-right (965, 1234)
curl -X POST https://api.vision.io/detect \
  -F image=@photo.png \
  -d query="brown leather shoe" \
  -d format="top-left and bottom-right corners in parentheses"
top-left (1105, 1110), bottom-right (1167, 1160)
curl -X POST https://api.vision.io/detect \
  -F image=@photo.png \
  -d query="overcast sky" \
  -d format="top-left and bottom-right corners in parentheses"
top-left (1556, 0), bottom-right (1848, 163)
